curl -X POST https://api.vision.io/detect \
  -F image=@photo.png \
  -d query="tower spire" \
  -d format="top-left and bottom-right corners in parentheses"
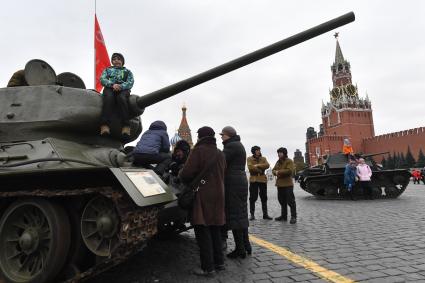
top-left (177, 103), bottom-right (193, 147)
top-left (334, 34), bottom-right (345, 64)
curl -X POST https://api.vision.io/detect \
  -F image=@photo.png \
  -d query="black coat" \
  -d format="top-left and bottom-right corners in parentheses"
top-left (222, 135), bottom-right (249, 230)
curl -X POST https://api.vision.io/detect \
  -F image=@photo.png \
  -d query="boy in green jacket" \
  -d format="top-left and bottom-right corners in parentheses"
top-left (99, 53), bottom-right (134, 137)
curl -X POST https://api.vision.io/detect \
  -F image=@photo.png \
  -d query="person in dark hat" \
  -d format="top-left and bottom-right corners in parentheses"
top-left (169, 139), bottom-right (191, 176)
top-left (272, 147), bottom-right (297, 224)
top-left (220, 126), bottom-right (251, 258)
top-left (247, 145), bottom-right (271, 220)
top-left (179, 126), bottom-right (226, 277)
top-left (99, 52), bottom-right (134, 138)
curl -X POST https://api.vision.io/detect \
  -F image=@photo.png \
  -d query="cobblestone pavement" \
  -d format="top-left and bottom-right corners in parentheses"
top-left (87, 181), bottom-right (425, 283)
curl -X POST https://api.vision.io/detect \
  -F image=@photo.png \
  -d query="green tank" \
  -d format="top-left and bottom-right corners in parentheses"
top-left (0, 12), bottom-right (354, 283)
top-left (297, 152), bottom-right (411, 199)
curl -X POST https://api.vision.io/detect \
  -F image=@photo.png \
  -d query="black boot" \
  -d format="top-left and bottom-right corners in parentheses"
top-left (274, 215), bottom-right (287, 221)
top-left (249, 202), bottom-right (255, 220)
top-left (228, 229), bottom-right (246, 259)
top-left (227, 250), bottom-right (246, 259)
top-left (243, 228), bottom-right (252, 255)
top-left (262, 202), bottom-right (272, 219)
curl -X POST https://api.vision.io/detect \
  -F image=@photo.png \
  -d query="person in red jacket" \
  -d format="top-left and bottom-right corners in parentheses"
top-left (412, 170), bottom-right (422, 184)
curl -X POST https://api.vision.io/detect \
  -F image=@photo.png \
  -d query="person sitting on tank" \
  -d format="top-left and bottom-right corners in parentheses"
top-left (99, 52), bottom-right (134, 137)
top-left (7, 70), bottom-right (28, 87)
top-left (132, 120), bottom-right (172, 175)
top-left (342, 138), bottom-right (355, 161)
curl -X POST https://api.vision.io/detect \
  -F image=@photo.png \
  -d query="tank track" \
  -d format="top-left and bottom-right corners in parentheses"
top-left (0, 187), bottom-right (160, 283)
top-left (299, 170), bottom-right (411, 200)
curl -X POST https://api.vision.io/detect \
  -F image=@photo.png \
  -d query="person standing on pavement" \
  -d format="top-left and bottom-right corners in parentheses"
top-left (179, 126), bottom-right (226, 277)
top-left (220, 126), bottom-right (252, 259)
top-left (421, 167), bottom-right (425, 185)
top-left (356, 158), bottom-right (373, 199)
top-left (344, 160), bottom-right (357, 200)
top-left (272, 147), bottom-right (297, 224)
top-left (247, 146), bottom-right (272, 220)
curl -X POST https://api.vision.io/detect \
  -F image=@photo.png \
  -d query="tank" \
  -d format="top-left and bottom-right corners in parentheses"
top-left (297, 152), bottom-right (411, 199)
top-left (0, 12), bottom-right (355, 283)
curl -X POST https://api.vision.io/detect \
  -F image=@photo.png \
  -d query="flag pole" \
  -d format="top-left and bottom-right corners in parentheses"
top-left (94, 0), bottom-right (97, 90)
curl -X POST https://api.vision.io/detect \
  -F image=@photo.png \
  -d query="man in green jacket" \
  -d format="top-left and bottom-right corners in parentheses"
top-left (272, 147), bottom-right (297, 224)
top-left (247, 146), bottom-right (272, 220)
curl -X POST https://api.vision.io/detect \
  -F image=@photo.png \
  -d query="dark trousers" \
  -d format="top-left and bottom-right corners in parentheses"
top-left (242, 228), bottom-right (251, 252)
top-left (249, 182), bottom-right (268, 216)
top-left (277, 186), bottom-right (297, 218)
top-left (360, 181), bottom-right (373, 198)
top-left (133, 152), bottom-right (172, 175)
top-left (101, 87), bottom-right (131, 127)
top-left (194, 225), bottom-right (224, 272)
top-left (232, 228), bottom-right (251, 253)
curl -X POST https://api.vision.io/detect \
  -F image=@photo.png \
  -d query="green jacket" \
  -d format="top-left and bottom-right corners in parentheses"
top-left (247, 156), bottom-right (269, 183)
top-left (100, 66), bottom-right (134, 90)
top-left (272, 158), bottom-right (294, 187)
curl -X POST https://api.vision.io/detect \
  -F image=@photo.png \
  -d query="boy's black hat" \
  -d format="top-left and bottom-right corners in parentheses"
top-left (251, 146), bottom-right (260, 155)
top-left (111, 53), bottom-right (125, 66)
top-left (277, 147), bottom-right (287, 155)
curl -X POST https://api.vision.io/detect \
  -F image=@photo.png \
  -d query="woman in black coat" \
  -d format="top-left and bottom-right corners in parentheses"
top-left (220, 126), bottom-right (251, 258)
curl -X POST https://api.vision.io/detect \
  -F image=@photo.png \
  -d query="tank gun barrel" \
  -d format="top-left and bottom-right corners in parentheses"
top-left (136, 12), bottom-right (355, 108)
top-left (362, 152), bottom-right (390, 158)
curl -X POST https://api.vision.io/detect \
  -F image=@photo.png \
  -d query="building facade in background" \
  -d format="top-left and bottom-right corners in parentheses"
top-left (306, 35), bottom-right (425, 167)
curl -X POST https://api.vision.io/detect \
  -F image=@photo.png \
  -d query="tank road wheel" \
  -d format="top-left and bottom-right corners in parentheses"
top-left (324, 185), bottom-right (338, 197)
top-left (371, 186), bottom-right (382, 198)
top-left (81, 196), bottom-right (120, 257)
top-left (384, 185), bottom-right (399, 197)
top-left (0, 198), bottom-right (71, 283)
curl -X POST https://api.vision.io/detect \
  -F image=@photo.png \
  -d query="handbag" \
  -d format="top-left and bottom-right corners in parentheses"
top-left (178, 151), bottom-right (219, 210)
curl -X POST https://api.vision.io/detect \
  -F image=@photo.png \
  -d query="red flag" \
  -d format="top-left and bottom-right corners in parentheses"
top-left (94, 14), bottom-right (110, 92)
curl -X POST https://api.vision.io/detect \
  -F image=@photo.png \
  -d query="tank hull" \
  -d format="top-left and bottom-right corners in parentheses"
top-left (0, 138), bottom-right (176, 282)
top-left (299, 169), bottom-right (411, 199)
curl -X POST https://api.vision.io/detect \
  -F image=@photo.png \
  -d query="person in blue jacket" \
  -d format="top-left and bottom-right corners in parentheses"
top-left (344, 160), bottom-right (357, 200)
top-left (133, 120), bottom-right (171, 175)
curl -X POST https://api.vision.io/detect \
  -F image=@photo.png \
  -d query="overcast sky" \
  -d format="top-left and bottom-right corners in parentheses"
top-left (1, 1), bottom-right (424, 163)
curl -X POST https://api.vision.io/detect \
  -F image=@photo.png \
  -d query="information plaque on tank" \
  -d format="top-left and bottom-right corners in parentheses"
top-left (125, 171), bottom-right (166, 197)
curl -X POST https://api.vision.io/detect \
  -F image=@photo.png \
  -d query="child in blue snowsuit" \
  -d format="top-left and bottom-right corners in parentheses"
top-left (344, 160), bottom-right (357, 200)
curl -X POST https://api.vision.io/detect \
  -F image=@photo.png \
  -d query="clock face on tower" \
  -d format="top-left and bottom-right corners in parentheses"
top-left (331, 87), bottom-right (340, 100)
top-left (346, 84), bottom-right (356, 96)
